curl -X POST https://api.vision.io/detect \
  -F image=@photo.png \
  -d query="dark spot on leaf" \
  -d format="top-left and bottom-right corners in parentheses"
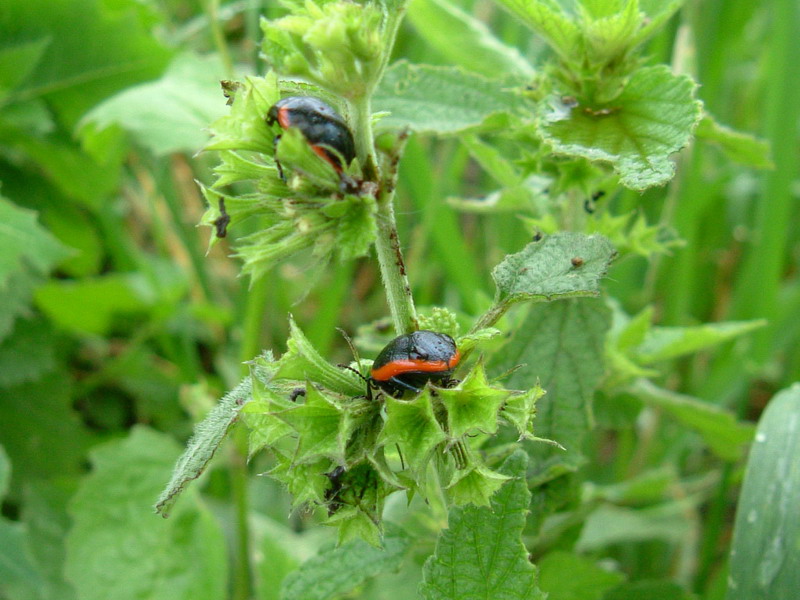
top-left (583, 106), bottom-right (620, 117)
top-left (561, 95), bottom-right (578, 108)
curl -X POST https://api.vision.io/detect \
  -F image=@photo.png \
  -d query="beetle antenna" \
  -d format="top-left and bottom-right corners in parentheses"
top-left (337, 327), bottom-right (362, 365)
top-left (335, 350), bottom-right (375, 401)
top-left (337, 363), bottom-right (369, 384)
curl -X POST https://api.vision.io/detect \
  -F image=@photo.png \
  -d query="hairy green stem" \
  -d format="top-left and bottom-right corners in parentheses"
top-left (349, 67), bottom-right (417, 334)
top-left (374, 199), bottom-right (419, 335)
top-left (228, 277), bottom-right (270, 600)
top-left (350, 95), bottom-right (379, 182)
top-left (230, 429), bottom-right (252, 600)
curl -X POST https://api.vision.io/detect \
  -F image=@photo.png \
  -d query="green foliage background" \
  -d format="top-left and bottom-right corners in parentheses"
top-left (1, 1), bottom-right (798, 600)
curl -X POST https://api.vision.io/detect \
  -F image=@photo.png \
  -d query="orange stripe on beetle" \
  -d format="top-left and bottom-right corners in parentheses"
top-left (370, 350), bottom-right (461, 381)
top-left (369, 331), bottom-right (460, 397)
top-left (311, 144), bottom-right (343, 173)
top-left (276, 106), bottom-right (292, 129)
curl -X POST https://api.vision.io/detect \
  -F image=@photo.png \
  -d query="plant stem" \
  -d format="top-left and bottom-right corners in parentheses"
top-left (228, 277), bottom-right (270, 600)
top-left (374, 198), bottom-right (419, 335)
top-left (469, 299), bottom-right (510, 334)
top-left (350, 78), bottom-right (417, 335)
top-left (350, 95), bottom-right (379, 182)
top-left (230, 429), bottom-right (252, 600)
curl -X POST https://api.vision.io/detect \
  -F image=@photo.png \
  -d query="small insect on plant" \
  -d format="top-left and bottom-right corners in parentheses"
top-left (267, 96), bottom-right (356, 177)
top-left (368, 330), bottom-right (461, 397)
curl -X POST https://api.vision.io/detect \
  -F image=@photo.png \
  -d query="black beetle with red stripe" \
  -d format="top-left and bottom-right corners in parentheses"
top-left (369, 330), bottom-right (460, 397)
top-left (267, 96), bottom-right (356, 174)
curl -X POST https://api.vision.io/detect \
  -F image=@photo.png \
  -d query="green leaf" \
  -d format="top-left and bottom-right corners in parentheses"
top-left (204, 73), bottom-right (279, 154)
top-left (727, 383), bottom-right (800, 600)
top-left (0, 0), bottom-right (172, 127)
top-left (695, 113), bottom-right (774, 169)
top-left (331, 505), bottom-right (384, 548)
top-left (495, 299), bottom-right (611, 483)
top-left (0, 270), bottom-right (39, 344)
top-left (275, 126), bottom-right (341, 191)
top-left (580, 0), bottom-right (641, 69)
top-left (254, 520), bottom-right (303, 600)
top-left (155, 379), bottom-right (251, 516)
top-left (492, 232), bottom-right (616, 303)
top-left (380, 390), bottom-right (447, 475)
top-left (0, 445), bottom-right (8, 501)
top-left (406, 0), bottom-right (534, 79)
top-left (241, 380), bottom-right (296, 456)
top-left (21, 481), bottom-right (79, 600)
top-left (584, 467), bottom-right (677, 506)
top-left (374, 61), bottom-right (528, 134)
top-left (491, 0), bottom-right (581, 63)
top-left (34, 274), bottom-right (157, 336)
top-left (66, 427), bottom-right (227, 600)
top-left (268, 452), bottom-right (331, 509)
top-left (629, 379), bottom-right (754, 461)
top-left (540, 65), bottom-right (703, 190)
top-left (577, 500), bottom-right (695, 551)
top-left (604, 580), bottom-right (694, 600)
top-left (438, 362), bottom-right (510, 438)
top-left (537, 551), bottom-right (624, 600)
top-left (420, 451), bottom-right (545, 599)
top-left (0, 38), bottom-right (49, 97)
top-left (634, 319), bottom-right (766, 365)
top-left (281, 527), bottom-right (411, 600)
top-left (332, 195), bottom-right (378, 261)
top-left (39, 198), bottom-right (104, 277)
top-left (0, 318), bottom-right (58, 387)
top-left (460, 133), bottom-right (524, 187)
top-left (274, 316), bottom-right (364, 396)
top-left (81, 53), bottom-right (229, 156)
top-left (279, 384), bottom-right (347, 464)
top-left (0, 370), bottom-right (95, 487)
top-left (322, 463), bottom-right (397, 546)
top-left (585, 211), bottom-right (682, 259)
top-left (445, 462), bottom-right (510, 507)
top-left (0, 517), bottom-right (46, 600)
top-left (632, 0), bottom-right (687, 48)
top-left (0, 198), bottom-right (69, 288)
top-left (1, 132), bottom-right (122, 208)
top-left (610, 302), bottom-right (653, 352)
top-left (261, 1), bottom-right (384, 99)
top-left (501, 384), bottom-right (546, 439)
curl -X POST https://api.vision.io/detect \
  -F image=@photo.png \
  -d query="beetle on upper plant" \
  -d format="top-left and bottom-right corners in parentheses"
top-left (267, 96), bottom-right (356, 177)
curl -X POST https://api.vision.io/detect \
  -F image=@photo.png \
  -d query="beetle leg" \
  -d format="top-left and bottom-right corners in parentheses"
top-left (388, 377), bottom-right (421, 395)
top-left (272, 134), bottom-right (286, 182)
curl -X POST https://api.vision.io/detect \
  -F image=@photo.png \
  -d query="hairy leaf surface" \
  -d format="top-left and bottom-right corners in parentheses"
top-left (420, 451), bottom-right (545, 599)
top-left (540, 66), bottom-right (702, 190)
top-left (282, 527), bottom-right (411, 600)
top-left (155, 379), bottom-right (251, 516)
top-left (496, 299), bottom-right (611, 483)
top-left (374, 61), bottom-right (528, 134)
top-left (66, 428), bottom-right (226, 600)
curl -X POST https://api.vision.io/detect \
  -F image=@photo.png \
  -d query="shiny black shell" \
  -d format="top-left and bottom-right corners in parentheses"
top-left (370, 330), bottom-right (459, 396)
top-left (266, 96), bottom-right (356, 167)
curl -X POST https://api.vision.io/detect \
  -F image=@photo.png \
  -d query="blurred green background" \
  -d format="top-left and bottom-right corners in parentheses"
top-left (0, 0), bottom-right (797, 599)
